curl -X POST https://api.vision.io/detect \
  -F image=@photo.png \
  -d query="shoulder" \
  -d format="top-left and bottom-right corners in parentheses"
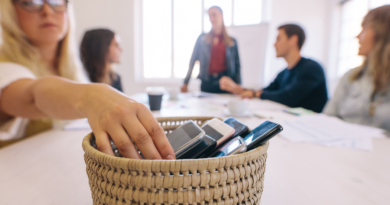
top-left (228, 36), bottom-right (238, 47)
top-left (277, 68), bottom-right (289, 76)
top-left (298, 58), bottom-right (325, 74)
top-left (339, 67), bottom-right (359, 83)
top-left (0, 62), bottom-right (36, 97)
top-left (0, 62), bottom-right (36, 78)
top-left (301, 58), bottom-right (323, 69)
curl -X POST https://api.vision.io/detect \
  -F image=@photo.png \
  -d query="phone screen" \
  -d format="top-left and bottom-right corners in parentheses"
top-left (202, 124), bottom-right (224, 141)
top-left (244, 121), bottom-right (278, 145)
top-left (167, 123), bottom-right (202, 152)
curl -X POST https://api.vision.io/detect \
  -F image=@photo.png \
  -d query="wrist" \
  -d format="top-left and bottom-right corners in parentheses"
top-left (234, 86), bottom-right (244, 94)
top-left (75, 83), bottom-right (109, 117)
top-left (255, 90), bottom-right (262, 98)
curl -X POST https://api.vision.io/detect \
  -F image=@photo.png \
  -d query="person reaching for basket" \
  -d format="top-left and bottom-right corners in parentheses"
top-left (0, 0), bottom-right (175, 160)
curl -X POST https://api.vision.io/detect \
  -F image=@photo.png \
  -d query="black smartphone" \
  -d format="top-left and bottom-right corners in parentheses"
top-left (167, 121), bottom-right (205, 158)
top-left (208, 137), bottom-right (247, 158)
top-left (243, 121), bottom-right (283, 150)
top-left (178, 135), bottom-right (216, 159)
top-left (223, 117), bottom-right (250, 138)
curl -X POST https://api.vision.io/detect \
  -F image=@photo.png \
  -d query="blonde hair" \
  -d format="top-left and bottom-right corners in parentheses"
top-left (351, 5), bottom-right (390, 95)
top-left (0, 0), bottom-right (86, 82)
top-left (205, 6), bottom-right (234, 47)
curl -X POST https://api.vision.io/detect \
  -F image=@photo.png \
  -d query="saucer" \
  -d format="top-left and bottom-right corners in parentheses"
top-left (223, 108), bottom-right (253, 118)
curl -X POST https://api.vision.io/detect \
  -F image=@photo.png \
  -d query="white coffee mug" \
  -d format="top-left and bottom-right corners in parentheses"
top-left (167, 87), bottom-right (180, 100)
top-left (228, 99), bottom-right (249, 116)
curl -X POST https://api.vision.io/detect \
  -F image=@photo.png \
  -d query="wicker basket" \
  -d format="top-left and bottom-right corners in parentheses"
top-left (82, 116), bottom-right (269, 205)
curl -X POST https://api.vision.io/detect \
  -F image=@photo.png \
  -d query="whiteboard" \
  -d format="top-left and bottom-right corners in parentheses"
top-left (227, 23), bottom-right (269, 89)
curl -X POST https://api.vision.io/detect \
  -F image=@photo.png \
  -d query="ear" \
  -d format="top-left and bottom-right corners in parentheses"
top-left (289, 34), bottom-right (300, 49)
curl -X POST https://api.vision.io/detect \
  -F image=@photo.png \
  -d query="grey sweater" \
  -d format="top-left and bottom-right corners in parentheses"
top-left (324, 67), bottom-right (390, 133)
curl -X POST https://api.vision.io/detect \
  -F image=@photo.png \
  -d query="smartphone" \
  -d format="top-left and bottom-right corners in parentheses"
top-left (208, 137), bottom-right (247, 158)
top-left (91, 135), bottom-right (123, 157)
top-left (178, 135), bottom-right (216, 159)
top-left (223, 117), bottom-right (250, 138)
top-left (167, 121), bottom-right (205, 157)
top-left (243, 121), bottom-right (283, 150)
top-left (201, 118), bottom-right (235, 146)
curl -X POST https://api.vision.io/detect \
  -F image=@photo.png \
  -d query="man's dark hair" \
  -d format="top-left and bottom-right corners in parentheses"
top-left (278, 24), bottom-right (306, 50)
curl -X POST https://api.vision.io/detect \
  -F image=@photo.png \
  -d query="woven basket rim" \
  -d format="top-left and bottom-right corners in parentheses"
top-left (82, 116), bottom-right (269, 171)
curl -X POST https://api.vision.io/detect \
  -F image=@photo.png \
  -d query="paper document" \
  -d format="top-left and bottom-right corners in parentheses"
top-left (279, 114), bottom-right (386, 151)
top-left (63, 119), bottom-right (91, 130)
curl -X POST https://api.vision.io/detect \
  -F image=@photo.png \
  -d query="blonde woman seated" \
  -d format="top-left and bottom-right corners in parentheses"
top-left (0, 0), bottom-right (175, 160)
top-left (324, 5), bottom-right (390, 133)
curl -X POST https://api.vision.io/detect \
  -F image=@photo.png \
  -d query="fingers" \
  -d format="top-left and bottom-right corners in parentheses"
top-left (137, 106), bottom-right (176, 160)
top-left (122, 113), bottom-right (164, 160)
top-left (241, 91), bottom-right (254, 99)
top-left (181, 85), bottom-right (188, 93)
top-left (219, 79), bottom-right (228, 90)
top-left (94, 130), bottom-right (115, 156)
top-left (108, 125), bottom-right (142, 159)
top-left (220, 77), bottom-right (236, 92)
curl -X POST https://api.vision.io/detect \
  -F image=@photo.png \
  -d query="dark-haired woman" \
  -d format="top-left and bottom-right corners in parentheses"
top-left (181, 6), bottom-right (241, 94)
top-left (80, 29), bottom-right (123, 92)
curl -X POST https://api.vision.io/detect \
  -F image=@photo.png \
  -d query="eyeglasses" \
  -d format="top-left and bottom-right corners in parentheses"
top-left (13, 0), bottom-right (68, 13)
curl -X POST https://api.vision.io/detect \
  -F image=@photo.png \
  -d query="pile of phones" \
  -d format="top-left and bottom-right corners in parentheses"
top-left (91, 117), bottom-right (283, 159)
top-left (169, 117), bottom-right (283, 159)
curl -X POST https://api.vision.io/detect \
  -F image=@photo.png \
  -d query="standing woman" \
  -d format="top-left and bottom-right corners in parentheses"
top-left (181, 6), bottom-right (241, 93)
top-left (0, 0), bottom-right (175, 160)
top-left (80, 29), bottom-right (123, 92)
top-left (324, 5), bottom-right (390, 133)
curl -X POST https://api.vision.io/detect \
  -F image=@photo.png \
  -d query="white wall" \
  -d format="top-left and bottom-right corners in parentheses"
top-left (72, 0), bottom-right (136, 95)
top-left (73, 0), bottom-right (340, 95)
top-left (227, 24), bottom-right (269, 89)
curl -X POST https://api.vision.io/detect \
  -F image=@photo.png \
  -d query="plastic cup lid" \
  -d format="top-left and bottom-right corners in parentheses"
top-left (146, 87), bottom-right (165, 95)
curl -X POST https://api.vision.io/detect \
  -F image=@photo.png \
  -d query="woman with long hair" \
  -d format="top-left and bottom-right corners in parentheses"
top-left (81, 28), bottom-right (123, 92)
top-left (324, 5), bottom-right (390, 133)
top-left (181, 6), bottom-right (241, 93)
top-left (0, 0), bottom-right (175, 160)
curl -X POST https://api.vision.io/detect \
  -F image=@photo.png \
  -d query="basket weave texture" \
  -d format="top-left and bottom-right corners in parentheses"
top-left (82, 116), bottom-right (269, 205)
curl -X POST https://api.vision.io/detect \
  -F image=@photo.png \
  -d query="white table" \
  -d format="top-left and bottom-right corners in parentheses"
top-left (1, 94), bottom-right (390, 205)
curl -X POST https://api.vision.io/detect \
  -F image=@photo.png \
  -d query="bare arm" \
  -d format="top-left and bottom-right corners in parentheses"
top-left (219, 76), bottom-right (244, 94)
top-left (0, 76), bottom-right (175, 160)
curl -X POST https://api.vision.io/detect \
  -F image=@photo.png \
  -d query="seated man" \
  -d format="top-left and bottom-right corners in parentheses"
top-left (220, 24), bottom-right (328, 113)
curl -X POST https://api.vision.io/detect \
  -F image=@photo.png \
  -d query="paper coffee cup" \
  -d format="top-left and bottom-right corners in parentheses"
top-left (146, 87), bottom-right (165, 111)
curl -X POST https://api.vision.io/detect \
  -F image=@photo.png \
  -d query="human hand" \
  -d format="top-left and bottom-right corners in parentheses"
top-left (241, 90), bottom-right (262, 99)
top-left (219, 76), bottom-right (243, 94)
top-left (78, 84), bottom-right (175, 160)
top-left (180, 84), bottom-right (188, 93)
top-left (241, 90), bottom-right (254, 99)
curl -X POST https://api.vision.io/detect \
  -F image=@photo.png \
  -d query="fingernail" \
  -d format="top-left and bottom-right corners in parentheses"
top-left (166, 155), bottom-right (175, 160)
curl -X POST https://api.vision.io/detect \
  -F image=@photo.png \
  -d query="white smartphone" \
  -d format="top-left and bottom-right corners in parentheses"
top-left (201, 118), bottom-right (235, 146)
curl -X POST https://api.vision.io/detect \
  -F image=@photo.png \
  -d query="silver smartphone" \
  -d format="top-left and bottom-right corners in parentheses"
top-left (209, 136), bottom-right (247, 158)
top-left (167, 121), bottom-right (205, 158)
